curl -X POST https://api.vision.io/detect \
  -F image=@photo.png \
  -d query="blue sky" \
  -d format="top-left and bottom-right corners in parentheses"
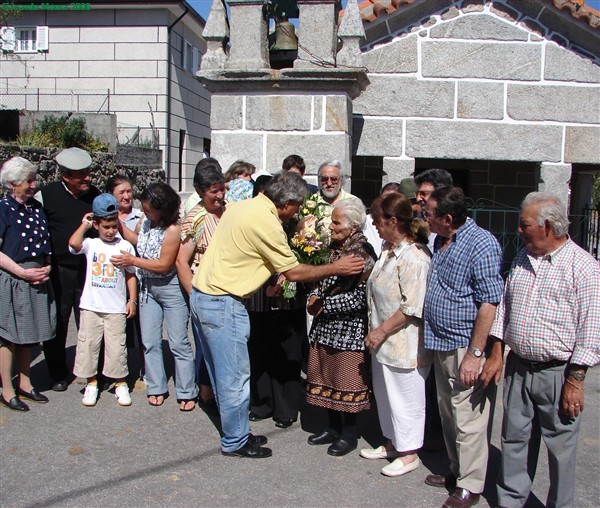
top-left (188, 0), bottom-right (600, 21)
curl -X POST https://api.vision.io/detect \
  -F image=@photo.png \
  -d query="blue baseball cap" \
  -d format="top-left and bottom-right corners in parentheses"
top-left (93, 193), bottom-right (119, 218)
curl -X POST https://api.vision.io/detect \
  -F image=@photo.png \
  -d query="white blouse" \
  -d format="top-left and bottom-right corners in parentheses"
top-left (367, 239), bottom-right (432, 369)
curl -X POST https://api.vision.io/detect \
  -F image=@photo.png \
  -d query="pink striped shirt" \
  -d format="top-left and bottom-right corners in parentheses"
top-left (490, 240), bottom-right (600, 366)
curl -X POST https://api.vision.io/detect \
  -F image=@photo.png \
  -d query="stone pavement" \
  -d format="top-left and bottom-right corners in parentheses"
top-left (1, 324), bottom-right (598, 508)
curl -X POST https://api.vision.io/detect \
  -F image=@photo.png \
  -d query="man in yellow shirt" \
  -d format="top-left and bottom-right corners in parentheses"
top-left (190, 172), bottom-right (364, 459)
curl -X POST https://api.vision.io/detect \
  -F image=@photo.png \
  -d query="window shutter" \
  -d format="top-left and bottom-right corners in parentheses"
top-left (36, 26), bottom-right (49, 51)
top-left (1, 27), bottom-right (16, 52)
top-left (192, 47), bottom-right (199, 73)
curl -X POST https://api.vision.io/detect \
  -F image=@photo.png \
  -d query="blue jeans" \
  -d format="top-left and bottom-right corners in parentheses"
top-left (139, 274), bottom-right (197, 400)
top-left (190, 289), bottom-right (251, 452)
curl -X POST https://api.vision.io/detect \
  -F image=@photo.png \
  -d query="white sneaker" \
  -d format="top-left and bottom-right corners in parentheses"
top-left (82, 384), bottom-right (98, 406)
top-left (115, 384), bottom-right (132, 406)
top-left (381, 457), bottom-right (420, 477)
top-left (360, 445), bottom-right (401, 460)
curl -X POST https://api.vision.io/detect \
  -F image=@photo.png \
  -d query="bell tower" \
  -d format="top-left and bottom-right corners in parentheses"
top-left (197, 0), bottom-right (368, 184)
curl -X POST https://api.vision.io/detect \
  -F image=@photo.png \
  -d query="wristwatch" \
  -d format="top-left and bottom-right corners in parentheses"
top-left (468, 346), bottom-right (484, 358)
top-left (568, 370), bottom-right (586, 382)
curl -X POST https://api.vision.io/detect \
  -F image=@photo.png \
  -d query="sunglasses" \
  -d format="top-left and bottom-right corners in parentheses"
top-left (145, 186), bottom-right (162, 209)
top-left (320, 176), bottom-right (340, 184)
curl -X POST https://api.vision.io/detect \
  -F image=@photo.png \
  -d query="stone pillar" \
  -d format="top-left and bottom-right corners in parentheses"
top-left (225, 0), bottom-right (270, 70)
top-left (382, 157), bottom-right (415, 185)
top-left (294, 0), bottom-right (338, 69)
top-left (538, 162), bottom-right (572, 206)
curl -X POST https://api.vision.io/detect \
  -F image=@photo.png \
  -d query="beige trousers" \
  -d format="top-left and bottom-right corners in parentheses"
top-left (73, 310), bottom-right (128, 379)
top-left (434, 347), bottom-right (497, 494)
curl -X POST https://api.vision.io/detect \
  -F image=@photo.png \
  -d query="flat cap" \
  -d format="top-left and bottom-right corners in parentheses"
top-left (55, 147), bottom-right (92, 171)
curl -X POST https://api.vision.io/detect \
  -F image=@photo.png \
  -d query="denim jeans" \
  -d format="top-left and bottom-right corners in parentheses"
top-left (190, 289), bottom-right (251, 452)
top-left (139, 274), bottom-right (197, 400)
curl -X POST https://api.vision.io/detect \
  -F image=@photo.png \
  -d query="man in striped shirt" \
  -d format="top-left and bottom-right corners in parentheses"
top-left (491, 191), bottom-right (600, 508)
top-left (422, 186), bottom-right (504, 508)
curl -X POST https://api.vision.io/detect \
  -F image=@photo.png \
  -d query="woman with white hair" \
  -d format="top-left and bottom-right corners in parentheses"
top-left (305, 197), bottom-right (376, 456)
top-left (0, 157), bottom-right (56, 411)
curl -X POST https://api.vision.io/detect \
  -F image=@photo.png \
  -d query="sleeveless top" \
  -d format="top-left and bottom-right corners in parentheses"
top-left (136, 218), bottom-right (176, 280)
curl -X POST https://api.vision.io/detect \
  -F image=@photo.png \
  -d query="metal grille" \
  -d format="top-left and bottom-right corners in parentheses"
top-left (0, 85), bottom-right (110, 112)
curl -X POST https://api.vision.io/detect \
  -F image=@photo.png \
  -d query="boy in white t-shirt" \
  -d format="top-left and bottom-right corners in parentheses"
top-left (68, 194), bottom-right (138, 407)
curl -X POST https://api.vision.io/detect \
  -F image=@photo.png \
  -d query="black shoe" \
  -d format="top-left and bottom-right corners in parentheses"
top-left (249, 411), bottom-right (270, 422)
top-left (307, 430), bottom-right (338, 445)
top-left (198, 397), bottom-right (220, 417)
top-left (248, 434), bottom-right (268, 446)
top-left (17, 388), bottom-right (49, 403)
top-left (327, 437), bottom-right (357, 457)
top-left (221, 440), bottom-right (272, 458)
top-left (274, 418), bottom-right (295, 429)
top-left (0, 395), bottom-right (30, 412)
top-left (51, 380), bottom-right (68, 392)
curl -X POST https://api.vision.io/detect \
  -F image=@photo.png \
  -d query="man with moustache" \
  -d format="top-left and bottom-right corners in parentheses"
top-left (309, 160), bottom-right (358, 239)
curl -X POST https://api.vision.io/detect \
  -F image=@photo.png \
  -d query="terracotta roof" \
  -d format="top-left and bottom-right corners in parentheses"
top-left (351, 0), bottom-right (599, 29)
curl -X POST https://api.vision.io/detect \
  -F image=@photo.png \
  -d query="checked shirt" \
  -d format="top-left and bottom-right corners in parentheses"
top-left (424, 218), bottom-right (504, 351)
top-left (490, 240), bottom-right (600, 366)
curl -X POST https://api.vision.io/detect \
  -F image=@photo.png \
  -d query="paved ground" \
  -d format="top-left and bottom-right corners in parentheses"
top-left (1, 321), bottom-right (598, 508)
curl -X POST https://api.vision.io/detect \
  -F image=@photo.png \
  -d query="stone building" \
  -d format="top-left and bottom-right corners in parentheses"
top-left (198, 0), bottom-right (598, 259)
top-left (351, 0), bottom-right (599, 214)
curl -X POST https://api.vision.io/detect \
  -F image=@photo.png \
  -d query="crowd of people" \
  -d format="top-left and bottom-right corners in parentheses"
top-left (0, 148), bottom-right (598, 508)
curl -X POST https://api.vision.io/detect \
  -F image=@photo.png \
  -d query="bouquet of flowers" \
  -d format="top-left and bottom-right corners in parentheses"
top-left (281, 197), bottom-right (330, 299)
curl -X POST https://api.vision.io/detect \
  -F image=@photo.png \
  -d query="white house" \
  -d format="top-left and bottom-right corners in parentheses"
top-left (0, 0), bottom-right (211, 190)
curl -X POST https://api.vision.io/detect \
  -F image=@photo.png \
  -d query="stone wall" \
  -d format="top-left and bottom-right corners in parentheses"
top-left (210, 92), bottom-right (354, 181)
top-left (0, 144), bottom-right (164, 196)
top-left (352, 0), bottom-right (600, 205)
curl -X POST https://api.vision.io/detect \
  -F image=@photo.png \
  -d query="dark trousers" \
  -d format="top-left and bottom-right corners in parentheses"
top-left (43, 262), bottom-right (85, 381)
top-left (248, 308), bottom-right (305, 420)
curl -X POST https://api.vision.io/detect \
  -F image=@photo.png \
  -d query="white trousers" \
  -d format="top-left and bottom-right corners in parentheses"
top-left (371, 356), bottom-right (429, 452)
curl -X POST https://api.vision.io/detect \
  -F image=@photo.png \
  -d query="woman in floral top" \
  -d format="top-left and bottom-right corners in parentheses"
top-left (361, 192), bottom-right (431, 477)
top-left (305, 198), bottom-right (376, 457)
top-left (176, 166), bottom-right (226, 415)
top-left (113, 182), bottom-right (197, 410)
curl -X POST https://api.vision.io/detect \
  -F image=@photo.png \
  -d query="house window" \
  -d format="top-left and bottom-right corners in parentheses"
top-left (181, 39), bottom-right (199, 73)
top-left (1, 26), bottom-right (49, 53)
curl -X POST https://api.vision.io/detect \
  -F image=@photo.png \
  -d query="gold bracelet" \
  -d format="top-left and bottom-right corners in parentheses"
top-left (565, 378), bottom-right (582, 390)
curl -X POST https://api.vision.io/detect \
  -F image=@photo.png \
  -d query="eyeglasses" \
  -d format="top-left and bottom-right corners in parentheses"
top-left (145, 186), bottom-right (162, 209)
top-left (320, 176), bottom-right (340, 184)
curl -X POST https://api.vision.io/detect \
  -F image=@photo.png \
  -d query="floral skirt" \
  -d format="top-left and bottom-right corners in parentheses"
top-left (305, 341), bottom-right (370, 413)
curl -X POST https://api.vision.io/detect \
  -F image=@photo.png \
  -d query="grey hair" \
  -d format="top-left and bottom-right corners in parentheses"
top-left (0, 157), bottom-right (37, 190)
top-left (264, 171), bottom-right (309, 207)
top-left (333, 197), bottom-right (366, 229)
top-left (317, 159), bottom-right (344, 178)
top-left (521, 191), bottom-right (569, 238)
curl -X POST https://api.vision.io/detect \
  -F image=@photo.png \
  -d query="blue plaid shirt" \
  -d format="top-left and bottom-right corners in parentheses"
top-left (424, 218), bottom-right (503, 351)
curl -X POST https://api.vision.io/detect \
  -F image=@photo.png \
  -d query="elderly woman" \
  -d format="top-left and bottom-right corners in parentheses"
top-left (176, 166), bottom-right (226, 414)
top-left (361, 192), bottom-right (431, 477)
top-left (0, 157), bottom-right (55, 411)
top-left (105, 174), bottom-right (143, 231)
top-left (113, 182), bottom-right (197, 410)
top-left (305, 198), bottom-right (376, 456)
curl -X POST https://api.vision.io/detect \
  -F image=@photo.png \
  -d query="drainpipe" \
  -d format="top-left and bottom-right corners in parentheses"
top-left (166, 4), bottom-right (189, 184)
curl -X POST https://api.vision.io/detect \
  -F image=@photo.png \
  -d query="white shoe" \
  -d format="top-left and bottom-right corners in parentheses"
top-left (360, 445), bottom-right (401, 460)
top-left (82, 384), bottom-right (98, 406)
top-left (381, 457), bottom-right (420, 477)
top-left (115, 384), bottom-right (132, 406)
